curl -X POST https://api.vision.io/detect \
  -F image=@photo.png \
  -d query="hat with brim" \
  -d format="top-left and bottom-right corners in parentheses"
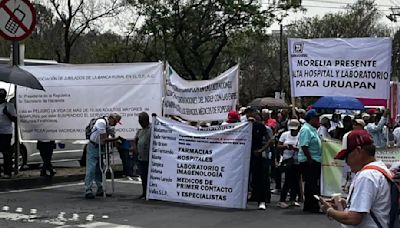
top-left (334, 130), bottom-right (373, 160)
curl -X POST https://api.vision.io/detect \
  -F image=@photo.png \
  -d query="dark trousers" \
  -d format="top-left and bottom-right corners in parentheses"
top-left (37, 141), bottom-right (55, 172)
top-left (251, 156), bottom-right (269, 203)
top-left (138, 160), bottom-right (149, 196)
top-left (300, 161), bottom-right (321, 211)
top-left (118, 148), bottom-right (133, 177)
top-left (271, 146), bottom-right (282, 189)
top-left (280, 164), bottom-right (300, 202)
top-left (0, 134), bottom-right (12, 176)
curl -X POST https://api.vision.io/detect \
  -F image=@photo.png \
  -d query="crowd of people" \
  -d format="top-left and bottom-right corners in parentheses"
top-left (1, 97), bottom-right (399, 227)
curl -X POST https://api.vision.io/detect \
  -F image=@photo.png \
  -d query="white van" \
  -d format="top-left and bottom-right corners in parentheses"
top-left (0, 58), bottom-right (87, 169)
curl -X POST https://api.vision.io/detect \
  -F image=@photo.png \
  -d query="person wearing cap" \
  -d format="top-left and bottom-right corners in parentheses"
top-left (277, 119), bottom-right (301, 209)
top-left (320, 130), bottom-right (391, 227)
top-left (247, 109), bottom-right (271, 210)
top-left (0, 88), bottom-right (16, 179)
top-left (362, 113), bottom-right (371, 124)
top-left (366, 109), bottom-right (388, 148)
top-left (134, 112), bottom-right (152, 199)
top-left (298, 109), bottom-right (322, 213)
top-left (353, 119), bottom-right (365, 130)
top-left (222, 111), bottom-right (240, 125)
top-left (84, 113), bottom-right (122, 199)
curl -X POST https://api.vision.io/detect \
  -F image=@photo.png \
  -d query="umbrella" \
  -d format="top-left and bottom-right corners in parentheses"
top-left (312, 96), bottom-right (364, 110)
top-left (248, 97), bottom-right (289, 108)
top-left (0, 65), bottom-right (44, 91)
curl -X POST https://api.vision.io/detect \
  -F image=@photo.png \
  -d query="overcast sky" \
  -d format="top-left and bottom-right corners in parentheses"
top-left (268, 0), bottom-right (400, 32)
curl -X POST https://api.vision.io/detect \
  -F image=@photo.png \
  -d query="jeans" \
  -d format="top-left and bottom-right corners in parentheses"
top-left (84, 143), bottom-right (103, 194)
top-left (138, 160), bottom-right (149, 196)
top-left (300, 161), bottom-right (321, 211)
top-left (0, 134), bottom-right (12, 176)
top-left (280, 164), bottom-right (300, 202)
top-left (118, 148), bottom-right (133, 177)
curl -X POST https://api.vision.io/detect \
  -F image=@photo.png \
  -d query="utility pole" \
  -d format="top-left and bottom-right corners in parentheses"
top-left (279, 23), bottom-right (283, 98)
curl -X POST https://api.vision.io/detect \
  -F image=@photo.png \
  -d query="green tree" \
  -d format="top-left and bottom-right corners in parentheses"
top-left (129, 0), bottom-right (301, 80)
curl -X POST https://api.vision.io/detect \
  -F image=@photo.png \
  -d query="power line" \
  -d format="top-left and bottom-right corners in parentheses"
top-left (304, 0), bottom-right (395, 8)
top-left (301, 4), bottom-right (391, 11)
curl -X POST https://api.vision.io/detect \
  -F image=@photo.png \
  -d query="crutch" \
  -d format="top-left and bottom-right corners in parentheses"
top-left (98, 142), bottom-right (114, 198)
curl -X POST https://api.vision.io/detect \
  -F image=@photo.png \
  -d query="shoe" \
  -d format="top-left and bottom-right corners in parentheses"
top-left (271, 189), bottom-right (281, 194)
top-left (258, 202), bottom-right (266, 210)
top-left (289, 201), bottom-right (301, 207)
top-left (85, 193), bottom-right (95, 199)
top-left (136, 194), bottom-right (146, 199)
top-left (277, 202), bottom-right (289, 209)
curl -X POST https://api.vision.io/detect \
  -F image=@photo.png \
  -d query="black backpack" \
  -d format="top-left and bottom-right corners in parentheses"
top-left (85, 117), bottom-right (106, 140)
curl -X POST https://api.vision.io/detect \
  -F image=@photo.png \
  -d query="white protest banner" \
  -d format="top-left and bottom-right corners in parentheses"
top-left (18, 63), bottom-right (163, 140)
top-left (147, 116), bottom-right (251, 209)
top-left (288, 38), bottom-right (392, 99)
top-left (163, 65), bottom-right (239, 121)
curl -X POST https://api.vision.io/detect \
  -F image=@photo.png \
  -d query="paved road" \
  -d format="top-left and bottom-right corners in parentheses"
top-left (0, 179), bottom-right (339, 228)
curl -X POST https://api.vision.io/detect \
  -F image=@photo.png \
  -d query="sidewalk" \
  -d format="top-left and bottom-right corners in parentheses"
top-left (0, 165), bottom-right (125, 191)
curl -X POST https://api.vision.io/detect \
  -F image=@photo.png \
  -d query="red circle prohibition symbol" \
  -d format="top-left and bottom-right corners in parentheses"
top-left (0, 0), bottom-right (36, 41)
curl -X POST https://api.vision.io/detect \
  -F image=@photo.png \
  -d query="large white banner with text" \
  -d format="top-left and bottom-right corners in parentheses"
top-left (147, 116), bottom-right (251, 209)
top-left (18, 63), bottom-right (163, 140)
top-left (163, 65), bottom-right (239, 121)
top-left (288, 38), bottom-right (392, 99)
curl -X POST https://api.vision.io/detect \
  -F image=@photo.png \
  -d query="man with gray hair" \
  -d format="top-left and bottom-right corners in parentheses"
top-left (84, 113), bottom-right (122, 199)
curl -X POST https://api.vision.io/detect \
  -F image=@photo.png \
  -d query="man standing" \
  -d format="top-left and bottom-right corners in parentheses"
top-left (298, 109), bottom-right (322, 213)
top-left (37, 141), bottom-right (56, 177)
top-left (0, 89), bottom-right (16, 179)
top-left (320, 130), bottom-right (391, 227)
top-left (366, 110), bottom-right (388, 148)
top-left (85, 113), bottom-right (122, 199)
top-left (134, 112), bottom-right (151, 199)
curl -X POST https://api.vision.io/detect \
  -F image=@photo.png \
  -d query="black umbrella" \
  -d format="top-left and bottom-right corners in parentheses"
top-left (248, 97), bottom-right (289, 109)
top-left (0, 65), bottom-right (45, 91)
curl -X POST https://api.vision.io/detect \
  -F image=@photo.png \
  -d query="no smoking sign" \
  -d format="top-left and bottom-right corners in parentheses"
top-left (0, 0), bottom-right (36, 41)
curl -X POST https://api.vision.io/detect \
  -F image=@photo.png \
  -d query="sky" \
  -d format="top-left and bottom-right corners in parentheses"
top-left (268, 0), bottom-right (400, 33)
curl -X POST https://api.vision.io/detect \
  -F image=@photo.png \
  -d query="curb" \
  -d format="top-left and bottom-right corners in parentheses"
top-left (0, 170), bottom-right (124, 192)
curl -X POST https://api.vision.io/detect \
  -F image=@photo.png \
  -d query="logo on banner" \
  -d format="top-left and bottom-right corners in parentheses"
top-left (291, 42), bottom-right (307, 57)
top-left (293, 42), bottom-right (304, 53)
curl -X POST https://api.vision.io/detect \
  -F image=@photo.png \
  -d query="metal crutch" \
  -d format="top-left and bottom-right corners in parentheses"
top-left (98, 142), bottom-right (115, 198)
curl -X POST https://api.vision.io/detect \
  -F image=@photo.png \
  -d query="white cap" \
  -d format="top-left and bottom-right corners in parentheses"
top-left (361, 113), bottom-right (370, 119)
top-left (262, 109), bottom-right (272, 114)
top-left (239, 107), bottom-right (246, 114)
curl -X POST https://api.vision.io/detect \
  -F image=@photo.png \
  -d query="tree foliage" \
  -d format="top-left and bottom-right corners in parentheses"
top-left (129, 0), bottom-right (301, 80)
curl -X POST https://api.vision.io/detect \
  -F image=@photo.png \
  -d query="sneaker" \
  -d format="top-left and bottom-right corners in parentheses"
top-left (277, 202), bottom-right (289, 209)
top-left (85, 193), bottom-right (95, 199)
top-left (289, 201), bottom-right (301, 207)
top-left (258, 202), bottom-right (266, 210)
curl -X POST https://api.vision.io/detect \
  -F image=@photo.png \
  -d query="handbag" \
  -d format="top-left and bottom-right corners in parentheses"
top-left (278, 157), bottom-right (295, 172)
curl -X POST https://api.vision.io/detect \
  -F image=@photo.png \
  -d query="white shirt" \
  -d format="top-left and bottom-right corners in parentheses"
top-left (393, 127), bottom-right (400, 146)
top-left (89, 118), bottom-right (108, 144)
top-left (0, 102), bottom-right (16, 134)
top-left (318, 125), bottom-right (330, 139)
top-left (342, 161), bottom-right (391, 228)
top-left (278, 131), bottom-right (299, 162)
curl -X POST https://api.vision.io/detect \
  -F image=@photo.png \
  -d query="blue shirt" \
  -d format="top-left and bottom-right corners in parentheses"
top-left (298, 123), bottom-right (322, 163)
top-left (366, 117), bottom-right (386, 148)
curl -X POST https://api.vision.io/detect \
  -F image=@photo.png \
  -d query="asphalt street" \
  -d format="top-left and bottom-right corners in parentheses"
top-left (0, 179), bottom-right (339, 228)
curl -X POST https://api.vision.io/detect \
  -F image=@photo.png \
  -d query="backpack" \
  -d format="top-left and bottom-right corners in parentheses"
top-left (85, 117), bottom-right (106, 140)
top-left (361, 165), bottom-right (400, 228)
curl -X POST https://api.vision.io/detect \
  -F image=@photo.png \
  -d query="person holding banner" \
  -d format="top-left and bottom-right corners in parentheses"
top-left (247, 108), bottom-right (272, 210)
top-left (134, 112), bottom-right (151, 199)
top-left (298, 109), bottom-right (322, 213)
top-left (0, 88), bottom-right (16, 179)
top-left (319, 130), bottom-right (391, 228)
